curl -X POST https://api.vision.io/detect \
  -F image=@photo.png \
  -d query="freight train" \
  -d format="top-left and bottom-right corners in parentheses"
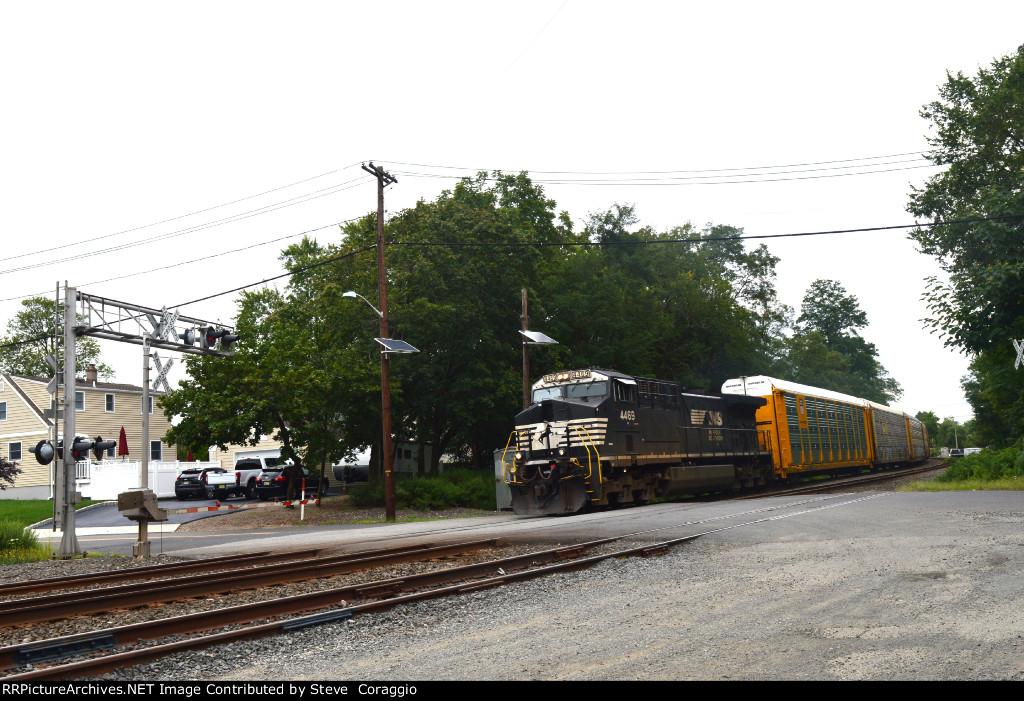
top-left (501, 369), bottom-right (929, 516)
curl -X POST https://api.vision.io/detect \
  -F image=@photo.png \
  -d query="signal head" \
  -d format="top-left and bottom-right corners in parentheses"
top-left (29, 440), bottom-right (55, 466)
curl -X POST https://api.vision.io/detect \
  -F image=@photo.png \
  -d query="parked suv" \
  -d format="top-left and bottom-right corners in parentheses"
top-left (255, 464), bottom-right (328, 500)
top-left (174, 467), bottom-right (227, 500)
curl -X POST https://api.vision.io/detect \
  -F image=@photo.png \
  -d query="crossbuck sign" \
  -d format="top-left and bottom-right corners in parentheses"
top-left (1015, 339), bottom-right (1024, 369)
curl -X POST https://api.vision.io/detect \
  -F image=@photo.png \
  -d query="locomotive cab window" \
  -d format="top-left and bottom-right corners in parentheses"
top-left (613, 379), bottom-right (638, 404)
top-left (533, 386), bottom-right (563, 402)
top-left (565, 381), bottom-right (608, 401)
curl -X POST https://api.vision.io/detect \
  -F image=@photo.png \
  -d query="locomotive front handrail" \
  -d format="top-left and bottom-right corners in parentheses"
top-left (501, 431), bottom-right (523, 485)
top-left (568, 424), bottom-right (602, 487)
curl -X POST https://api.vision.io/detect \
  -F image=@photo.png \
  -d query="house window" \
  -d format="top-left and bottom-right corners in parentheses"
top-left (107, 444), bottom-right (117, 458)
top-left (8, 442), bottom-right (21, 461)
top-left (0, 402), bottom-right (5, 421)
top-left (75, 391), bottom-right (84, 411)
top-left (150, 441), bottom-right (162, 461)
top-left (105, 394), bottom-right (115, 412)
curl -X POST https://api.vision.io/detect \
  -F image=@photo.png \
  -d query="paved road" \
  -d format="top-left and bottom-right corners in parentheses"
top-left (31, 489), bottom-right (342, 556)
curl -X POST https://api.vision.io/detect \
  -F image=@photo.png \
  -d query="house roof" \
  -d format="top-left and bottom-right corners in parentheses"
top-left (4, 374), bottom-right (167, 430)
top-left (1, 373), bottom-right (49, 426)
top-left (10, 374), bottom-right (165, 395)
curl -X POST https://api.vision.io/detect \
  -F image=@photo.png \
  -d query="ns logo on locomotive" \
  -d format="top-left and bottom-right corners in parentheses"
top-left (501, 369), bottom-right (929, 516)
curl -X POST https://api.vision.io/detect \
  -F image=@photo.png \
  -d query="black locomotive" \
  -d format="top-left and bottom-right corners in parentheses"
top-left (502, 368), bottom-right (772, 516)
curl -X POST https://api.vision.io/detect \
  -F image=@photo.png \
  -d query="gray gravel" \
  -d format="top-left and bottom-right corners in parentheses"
top-left (4, 482), bottom-right (1024, 681)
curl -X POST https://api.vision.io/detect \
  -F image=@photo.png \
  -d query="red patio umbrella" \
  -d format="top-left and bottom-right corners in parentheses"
top-left (118, 426), bottom-right (129, 460)
top-left (186, 450), bottom-right (194, 462)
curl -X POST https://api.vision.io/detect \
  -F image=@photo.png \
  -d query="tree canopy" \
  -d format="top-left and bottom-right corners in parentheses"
top-left (784, 279), bottom-right (901, 404)
top-left (161, 173), bottom-right (911, 472)
top-left (0, 297), bottom-right (113, 379)
top-left (908, 44), bottom-right (1024, 352)
top-left (908, 45), bottom-right (1024, 446)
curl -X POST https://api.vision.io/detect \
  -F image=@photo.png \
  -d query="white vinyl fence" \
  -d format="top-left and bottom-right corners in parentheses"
top-left (76, 460), bottom-right (221, 501)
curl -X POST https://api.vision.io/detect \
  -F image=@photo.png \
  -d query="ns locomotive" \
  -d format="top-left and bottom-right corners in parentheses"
top-left (501, 368), bottom-right (772, 516)
top-left (502, 369), bottom-right (929, 516)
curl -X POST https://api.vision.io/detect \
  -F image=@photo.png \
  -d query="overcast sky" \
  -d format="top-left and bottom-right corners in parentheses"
top-left (3, 1), bottom-right (1022, 426)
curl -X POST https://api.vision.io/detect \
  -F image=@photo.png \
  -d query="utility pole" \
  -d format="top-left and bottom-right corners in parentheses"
top-left (362, 162), bottom-right (399, 522)
top-left (59, 285), bottom-right (80, 557)
top-left (521, 289), bottom-right (530, 410)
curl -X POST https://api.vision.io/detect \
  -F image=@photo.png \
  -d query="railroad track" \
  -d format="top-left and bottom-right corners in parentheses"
top-left (1, 492), bottom-right (876, 680)
top-left (0, 539), bottom-right (499, 626)
top-left (735, 459), bottom-right (947, 500)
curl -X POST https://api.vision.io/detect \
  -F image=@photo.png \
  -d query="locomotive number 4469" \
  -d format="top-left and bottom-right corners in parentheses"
top-left (620, 410), bottom-right (636, 421)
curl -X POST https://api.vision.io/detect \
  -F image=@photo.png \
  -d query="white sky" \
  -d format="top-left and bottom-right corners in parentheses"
top-left (3, 1), bottom-right (1022, 424)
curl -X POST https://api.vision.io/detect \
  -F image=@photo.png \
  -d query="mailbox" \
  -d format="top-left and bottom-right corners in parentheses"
top-left (117, 488), bottom-right (168, 522)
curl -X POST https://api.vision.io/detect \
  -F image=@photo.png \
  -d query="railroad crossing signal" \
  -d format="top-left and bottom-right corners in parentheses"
top-left (201, 326), bottom-right (239, 351)
top-left (28, 440), bottom-right (55, 465)
top-left (158, 306), bottom-right (180, 343)
top-left (151, 352), bottom-right (173, 393)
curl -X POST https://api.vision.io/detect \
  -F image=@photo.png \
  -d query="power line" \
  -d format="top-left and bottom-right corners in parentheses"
top-left (3, 163), bottom-right (365, 264)
top-left (389, 213), bottom-right (1024, 248)
top-left (0, 217), bottom-right (368, 304)
top-left (391, 162), bottom-right (940, 187)
top-left (0, 333), bottom-right (50, 350)
top-left (0, 176), bottom-right (374, 276)
top-left (172, 245), bottom-right (378, 309)
top-left (384, 151), bottom-right (930, 176)
top-left (166, 212), bottom-right (1024, 310)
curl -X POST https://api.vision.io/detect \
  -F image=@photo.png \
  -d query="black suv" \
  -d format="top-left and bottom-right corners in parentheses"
top-left (255, 464), bottom-right (328, 500)
top-left (174, 467), bottom-right (226, 500)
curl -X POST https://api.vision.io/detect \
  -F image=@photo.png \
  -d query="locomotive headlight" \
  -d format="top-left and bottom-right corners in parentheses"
top-left (514, 452), bottom-right (523, 461)
top-left (558, 448), bottom-right (566, 456)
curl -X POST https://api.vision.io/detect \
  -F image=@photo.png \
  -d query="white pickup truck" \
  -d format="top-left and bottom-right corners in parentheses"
top-left (206, 456), bottom-right (290, 500)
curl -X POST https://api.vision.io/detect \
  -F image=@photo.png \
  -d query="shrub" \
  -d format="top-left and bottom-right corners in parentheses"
top-left (348, 469), bottom-right (496, 511)
top-left (0, 519), bottom-right (51, 564)
top-left (937, 447), bottom-right (1024, 482)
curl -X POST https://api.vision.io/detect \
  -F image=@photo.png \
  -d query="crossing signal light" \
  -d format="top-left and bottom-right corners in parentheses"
top-left (201, 326), bottom-right (239, 351)
top-left (93, 436), bottom-right (116, 461)
top-left (29, 440), bottom-right (55, 466)
top-left (71, 438), bottom-right (95, 462)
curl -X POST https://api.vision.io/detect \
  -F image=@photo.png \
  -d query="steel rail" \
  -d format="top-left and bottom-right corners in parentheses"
top-left (4, 493), bottom-right (885, 680)
top-left (0, 549), bottom-right (325, 597)
top-left (0, 539), bottom-right (498, 627)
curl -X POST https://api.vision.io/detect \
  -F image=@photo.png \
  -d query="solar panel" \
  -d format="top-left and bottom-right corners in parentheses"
top-left (519, 330), bottom-right (558, 345)
top-left (375, 338), bottom-right (420, 354)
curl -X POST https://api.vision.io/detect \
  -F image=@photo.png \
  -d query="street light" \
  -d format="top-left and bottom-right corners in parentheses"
top-left (519, 329), bottom-right (558, 409)
top-left (343, 291), bottom-right (383, 319)
top-left (344, 290), bottom-right (418, 522)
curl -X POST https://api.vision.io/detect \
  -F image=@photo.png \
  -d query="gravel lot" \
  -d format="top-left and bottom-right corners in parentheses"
top-left (5, 473), bottom-right (1024, 681)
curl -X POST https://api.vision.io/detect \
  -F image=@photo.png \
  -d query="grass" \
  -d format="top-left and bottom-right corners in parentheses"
top-left (0, 519), bottom-right (53, 564)
top-left (0, 498), bottom-right (102, 528)
top-left (899, 446), bottom-right (1024, 491)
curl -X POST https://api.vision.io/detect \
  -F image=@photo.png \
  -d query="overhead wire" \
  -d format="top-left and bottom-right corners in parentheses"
top-left (3, 162), bottom-right (365, 264)
top-left (170, 212), bottom-right (1024, 308)
top-left (391, 161), bottom-right (940, 186)
top-left (385, 150), bottom-right (931, 176)
top-left (0, 175), bottom-right (374, 276)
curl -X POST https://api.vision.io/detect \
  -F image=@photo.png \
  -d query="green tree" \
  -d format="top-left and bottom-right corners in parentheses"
top-left (539, 209), bottom-right (783, 391)
top-left (0, 455), bottom-right (21, 491)
top-left (163, 243), bottom-right (381, 494)
top-left (788, 280), bottom-right (901, 403)
top-left (907, 45), bottom-right (1024, 445)
top-left (915, 410), bottom-right (941, 448)
top-left (797, 279), bottom-right (868, 348)
top-left (907, 45), bottom-right (1024, 353)
top-left (0, 297), bottom-right (113, 379)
